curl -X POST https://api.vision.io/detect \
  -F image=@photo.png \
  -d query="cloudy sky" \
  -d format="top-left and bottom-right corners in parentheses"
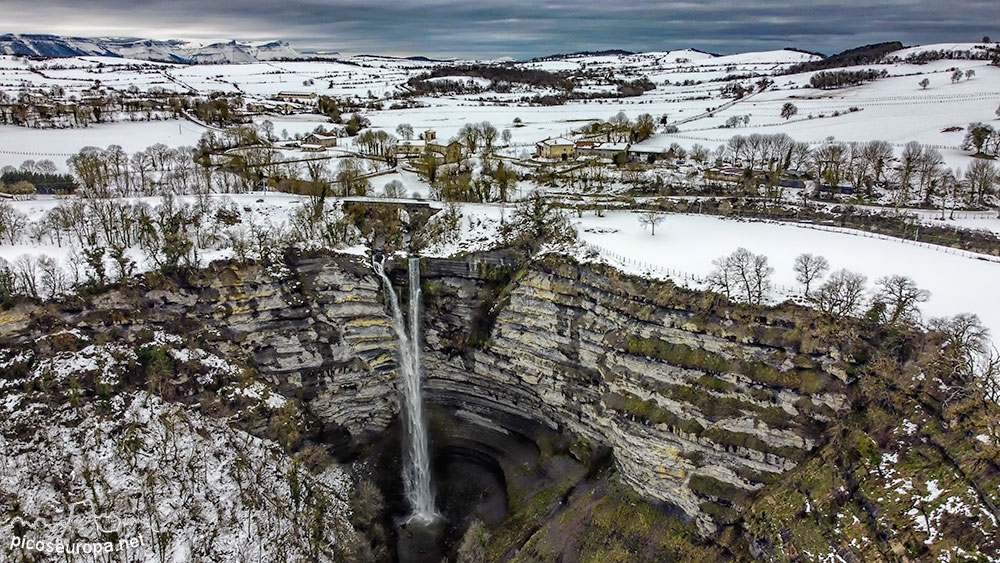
top-left (4, 0), bottom-right (998, 59)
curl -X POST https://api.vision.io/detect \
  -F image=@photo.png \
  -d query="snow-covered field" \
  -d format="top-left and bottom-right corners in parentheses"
top-left (577, 212), bottom-right (1000, 343)
top-left (0, 121), bottom-right (206, 171)
top-left (3, 41), bottom-right (1000, 342)
top-left (5, 42), bottom-right (998, 171)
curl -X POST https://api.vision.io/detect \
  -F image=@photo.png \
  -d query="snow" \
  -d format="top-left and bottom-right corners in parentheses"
top-left (889, 43), bottom-right (993, 59)
top-left (0, 389), bottom-right (355, 561)
top-left (5, 40), bottom-right (997, 176)
top-left (0, 121), bottom-right (206, 171)
top-left (222, 381), bottom-right (288, 410)
top-left (922, 480), bottom-right (945, 503)
top-left (0, 342), bottom-right (137, 390)
top-left (575, 212), bottom-right (1000, 342)
top-left (0, 34), bottom-right (306, 64)
top-left (3, 43), bottom-right (1000, 353)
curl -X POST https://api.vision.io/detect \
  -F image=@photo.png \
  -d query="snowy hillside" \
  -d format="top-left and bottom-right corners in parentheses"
top-left (0, 33), bottom-right (306, 64)
top-left (888, 42), bottom-right (996, 59)
top-left (0, 329), bottom-right (361, 561)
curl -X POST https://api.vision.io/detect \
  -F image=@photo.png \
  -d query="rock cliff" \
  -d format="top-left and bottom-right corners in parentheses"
top-left (416, 254), bottom-right (854, 534)
top-left (0, 253), bottom-right (400, 449)
top-left (0, 252), bottom-right (850, 533)
top-left (3, 250), bottom-right (997, 561)
top-left (0, 251), bottom-right (862, 535)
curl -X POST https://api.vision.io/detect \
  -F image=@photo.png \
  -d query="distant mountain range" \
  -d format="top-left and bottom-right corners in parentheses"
top-left (0, 33), bottom-right (317, 64)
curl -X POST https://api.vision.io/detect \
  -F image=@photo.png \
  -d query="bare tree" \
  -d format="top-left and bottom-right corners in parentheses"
top-left (813, 142), bottom-right (848, 189)
top-left (335, 158), bottom-right (371, 197)
top-left (382, 179), bottom-right (406, 198)
top-left (894, 141), bottom-right (924, 206)
top-left (395, 123), bottom-right (414, 140)
top-left (479, 121), bottom-right (499, 152)
top-left (501, 128), bottom-right (512, 146)
top-left (0, 257), bottom-right (15, 301)
top-left (964, 159), bottom-right (998, 207)
top-left (874, 275), bottom-right (930, 327)
top-left (12, 254), bottom-right (38, 298)
top-left (813, 269), bottom-right (867, 318)
top-left (861, 140), bottom-right (894, 189)
top-left (780, 102), bottom-right (798, 120)
top-left (916, 148), bottom-right (944, 203)
top-left (928, 313), bottom-right (990, 385)
top-left (689, 144), bottom-right (710, 165)
top-left (793, 253), bottom-right (830, 296)
top-left (36, 160), bottom-right (57, 174)
top-left (790, 142), bottom-right (812, 172)
top-left (707, 247), bottom-right (772, 305)
top-left (37, 254), bottom-right (67, 298)
top-left (638, 211), bottom-right (665, 236)
top-left (0, 203), bottom-right (29, 245)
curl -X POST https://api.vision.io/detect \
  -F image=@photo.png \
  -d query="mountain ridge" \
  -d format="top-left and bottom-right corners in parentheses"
top-left (0, 33), bottom-right (306, 64)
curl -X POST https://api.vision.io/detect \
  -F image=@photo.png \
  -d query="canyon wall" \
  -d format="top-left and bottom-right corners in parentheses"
top-left (0, 251), bottom-right (862, 535)
top-left (418, 254), bottom-right (855, 535)
top-left (0, 253), bottom-right (400, 447)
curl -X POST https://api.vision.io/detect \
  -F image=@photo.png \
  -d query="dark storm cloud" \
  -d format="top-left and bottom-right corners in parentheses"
top-left (4, 0), bottom-right (998, 58)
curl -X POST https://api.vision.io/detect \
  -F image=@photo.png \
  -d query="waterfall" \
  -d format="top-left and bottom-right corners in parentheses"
top-left (373, 256), bottom-right (438, 523)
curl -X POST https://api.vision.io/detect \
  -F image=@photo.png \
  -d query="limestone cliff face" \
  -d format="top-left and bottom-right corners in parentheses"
top-left (0, 253), bottom-right (400, 446)
top-left (417, 255), bottom-right (855, 535)
top-left (0, 251), bottom-right (859, 535)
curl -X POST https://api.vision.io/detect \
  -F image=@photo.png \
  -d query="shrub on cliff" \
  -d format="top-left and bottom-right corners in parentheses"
top-left (500, 191), bottom-right (577, 253)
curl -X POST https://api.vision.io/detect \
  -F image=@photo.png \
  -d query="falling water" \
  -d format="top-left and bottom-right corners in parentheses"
top-left (374, 256), bottom-right (438, 523)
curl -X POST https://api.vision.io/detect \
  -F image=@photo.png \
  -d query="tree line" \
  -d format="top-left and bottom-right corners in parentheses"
top-left (1, 160), bottom-right (76, 195)
top-left (720, 133), bottom-right (998, 209)
top-left (708, 247), bottom-right (936, 330)
top-left (808, 69), bottom-right (889, 90)
top-left (0, 89), bottom-right (248, 129)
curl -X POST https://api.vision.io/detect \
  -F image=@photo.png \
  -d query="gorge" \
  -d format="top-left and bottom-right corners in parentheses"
top-left (0, 249), bottom-right (997, 561)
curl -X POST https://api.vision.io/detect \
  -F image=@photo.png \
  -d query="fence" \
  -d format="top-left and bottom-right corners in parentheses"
top-left (0, 149), bottom-right (77, 158)
top-left (764, 220), bottom-right (1000, 264)
top-left (581, 211), bottom-right (1000, 307)
top-left (665, 130), bottom-right (962, 152)
top-left (904, 210), bottom-right (999, 221)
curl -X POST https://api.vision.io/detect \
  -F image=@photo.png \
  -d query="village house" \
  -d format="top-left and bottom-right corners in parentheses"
top-left (395, 139), bottom-right (426, 157)
top-left (275, 91), bottom-right (317, 102)
top-left (627, 145), bottom-right (668, 163)
top-left (535, 136), bottom-right (576, 160)
top-left (427, 139), bottom-right (464, 164)
top-left (302, 132), bottom-right (338, 147)
top-left (300, 143), bottom-right (326, 152)
top-left (395, 129), bottom-right (463, 163)
top-left (577, 141), bottom-right (629, 160)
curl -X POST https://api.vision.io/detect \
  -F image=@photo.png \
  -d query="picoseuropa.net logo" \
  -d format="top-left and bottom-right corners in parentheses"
top-left (5, 500), bottom-right (148, 557)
